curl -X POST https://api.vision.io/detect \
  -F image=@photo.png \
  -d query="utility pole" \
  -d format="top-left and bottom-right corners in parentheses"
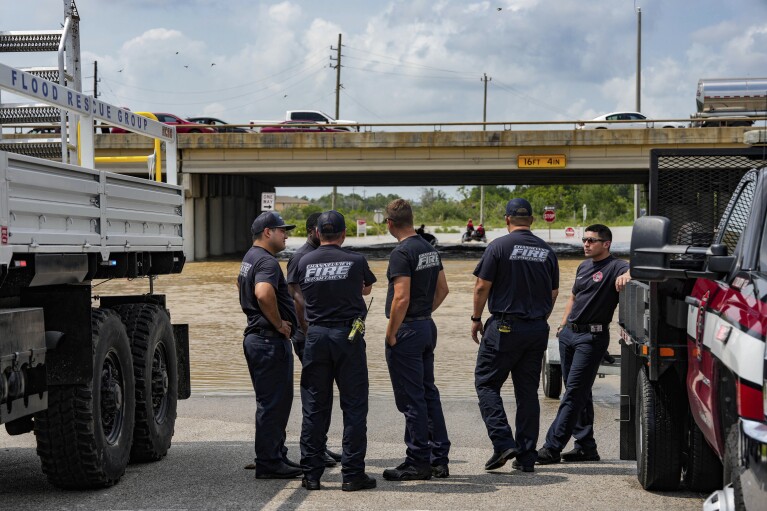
top-left (480, 73), bottom-right (492, 226)
top-left (634, 7), bottom-right (642, 220)
top-left (635, 7), bottom-right (641, 112)
top-left (330, 34), bottom-right (343, 209)
top-left (93, 60), bottom-right (100, 98)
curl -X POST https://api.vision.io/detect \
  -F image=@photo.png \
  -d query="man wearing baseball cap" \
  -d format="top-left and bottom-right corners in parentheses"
top-left (238, 211), bottom-right (300, 479)
top-left (472, 198), bottom-right (560, 473)
top-left (296, 210), bottom-right (378, 491)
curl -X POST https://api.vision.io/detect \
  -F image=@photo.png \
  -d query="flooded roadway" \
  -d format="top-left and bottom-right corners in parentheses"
top-left (95, 257), bottom-right (623, 398)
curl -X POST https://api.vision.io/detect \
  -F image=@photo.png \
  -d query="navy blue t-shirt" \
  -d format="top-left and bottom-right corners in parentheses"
top-left (287, 239), bottom-right (319, 285)
top-left (473, 229), bottom-right (559, 319)
top-left (238, 246), bottom-right (297, 336)
top-left (297, 244), bottom-right (377, 323)
top-left (385, 235), bottom-right (443, 318)
top-left (568, 255), bottom-right (629, 325)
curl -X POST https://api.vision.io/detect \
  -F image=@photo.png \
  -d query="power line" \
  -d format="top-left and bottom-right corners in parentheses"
top-left (343, 44), bottom-right (480, 76)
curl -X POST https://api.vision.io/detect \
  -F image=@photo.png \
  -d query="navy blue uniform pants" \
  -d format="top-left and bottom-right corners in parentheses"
top-left (544, 327), bottom-right (610, 452)
top-left (243, 333), bottom-right (293, 471)
top-left (475, 318), bottom-right (548, 466)
top-left (300, 326), bottom-right (369, 483)
top-left (385, 319), bottom-right (451, 468)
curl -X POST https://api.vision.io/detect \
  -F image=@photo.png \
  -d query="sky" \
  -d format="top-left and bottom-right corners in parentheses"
top-left (2, 0), bottom-right (767, 200)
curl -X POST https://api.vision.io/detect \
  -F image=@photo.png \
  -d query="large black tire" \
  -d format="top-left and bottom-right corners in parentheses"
top-left (112, 304), bottom-right (178, 463)
top-left (682, 414), bottom-right (722, 491)
top-left (34, 309), bottom-right (135, 489)
top-left (542, 360), bottom-right (562, 399)
top-left (722, 424), bottom-right (746, 510)
top-left (635, 368), bottom-right (683, 490)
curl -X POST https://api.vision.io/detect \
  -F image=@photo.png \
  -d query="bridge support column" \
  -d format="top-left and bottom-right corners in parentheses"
top-left (194, 197), bottom-right (208, 261)
top-left (223, 191), bottom-right (237, 255)
top-left (236, 195), bottom-right (251, 253)
top-left (209, 196), bottom-right (224, 257)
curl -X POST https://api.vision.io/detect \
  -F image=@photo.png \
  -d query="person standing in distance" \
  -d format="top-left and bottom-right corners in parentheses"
top-left (382, 199), bottom-right (451, 481)
top-left (287, 212), bottom-right (341, 468)
top-left (297, 210), bottom-right (378, 492)
top-left (238, 211), bottom-right (301, 479)
top-left (537, 224), bottom-right (631, 465)
top-left (472, 198), bottom-right (559, 473)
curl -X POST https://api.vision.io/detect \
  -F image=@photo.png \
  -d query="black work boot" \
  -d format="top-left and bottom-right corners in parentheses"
top-left (484, 447), bottom-right (518, 470)
top-left (562, 447), bottom-right (601, 462)
top-left (383, 463), bottom-right (432, 481)
top-left (535, 447), bottom-right (561, 465)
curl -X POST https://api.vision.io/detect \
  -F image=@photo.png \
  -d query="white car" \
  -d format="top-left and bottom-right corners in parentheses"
top-left (577, 111), bottom-right (687, 129)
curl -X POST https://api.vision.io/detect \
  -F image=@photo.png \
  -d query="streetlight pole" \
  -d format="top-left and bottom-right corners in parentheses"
top-left (480, 73), bottom-right (491, 226)
top-left (634, 6), bottom-right (642, 220)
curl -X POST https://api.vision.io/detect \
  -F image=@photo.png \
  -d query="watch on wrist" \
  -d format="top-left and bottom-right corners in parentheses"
top-left (471, 316), bottom-right (482, 322)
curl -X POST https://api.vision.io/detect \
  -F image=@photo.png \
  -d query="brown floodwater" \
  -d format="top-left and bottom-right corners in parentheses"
top-left (94, 256), bottom-right (624, 398)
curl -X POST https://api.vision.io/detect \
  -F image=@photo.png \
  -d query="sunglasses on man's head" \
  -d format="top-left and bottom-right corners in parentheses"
top-left (581, 237), bottom-right (605, 244)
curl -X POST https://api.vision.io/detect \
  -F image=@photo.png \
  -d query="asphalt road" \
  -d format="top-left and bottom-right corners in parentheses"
top-left (0, 374), bottom-right (707, 510)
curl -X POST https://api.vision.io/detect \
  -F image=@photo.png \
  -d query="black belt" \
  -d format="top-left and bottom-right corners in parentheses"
top-left (567, 322), bottom-right (608, 333)
top-left (403, 315), bottom-right (431, 322)
top-left (492, 313), bottom-right (545, 321)
top-left (309, 320), bottom-right (354, 328)
top-left (252, 327), bottom-right (281, 338)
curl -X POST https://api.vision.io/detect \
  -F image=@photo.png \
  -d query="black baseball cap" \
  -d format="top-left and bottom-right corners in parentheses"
top-left (317, 210), bottom-right (346, 234)
top-left (251, 211), bottom-right (296, 235)
top-left (505, 198), bottom-right (533, 217)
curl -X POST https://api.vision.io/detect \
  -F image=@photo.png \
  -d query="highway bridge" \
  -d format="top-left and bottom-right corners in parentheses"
top-left (92, 125), bottom-right (752, 260)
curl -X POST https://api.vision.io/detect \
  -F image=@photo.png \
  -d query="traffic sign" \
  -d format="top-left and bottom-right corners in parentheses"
top-left (374, 211), bottom-right (384, 223)
top-left (543, 209), bottom-right (556, 223)
top-left (261, 192), bottom-right (275, 211)
top-left (565, 226), bottom-right (575, 238)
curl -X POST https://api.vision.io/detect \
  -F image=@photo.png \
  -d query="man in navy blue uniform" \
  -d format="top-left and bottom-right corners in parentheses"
top-left (297, 210), bottom-right (378, 492)
top-left (287, 212), bottom-right (341, 467)
top-left (382, 199), bottom-right (451, 481)
top-left (537, 224), bottom-right (631, 464)
top-left (238, 211), bottom-right (301, 479)
top-left (472, 198), bottom-right (560, 473)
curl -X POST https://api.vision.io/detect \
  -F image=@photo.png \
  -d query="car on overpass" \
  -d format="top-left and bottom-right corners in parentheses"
top-left (577, 112), bottom-right (688, 129)
top-left (187, 116), bottom-right (252, 133)
top-left (111, 112), bottom-right (216, 134)
top-left (259, 121), bottom-right (348, 133)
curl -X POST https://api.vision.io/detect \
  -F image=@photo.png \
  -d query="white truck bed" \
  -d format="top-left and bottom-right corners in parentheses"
top-left (0, 151), bottom-right (183, 267)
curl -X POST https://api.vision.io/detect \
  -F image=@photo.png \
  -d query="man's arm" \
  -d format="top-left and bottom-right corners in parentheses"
top-left (556, 293), bottom-right (576, 337)
top-left (616, 270), bottom-right (632, 291)
top-left (255, 282), bottom-right (292, 338)
top-left (385, 276), bottom-right (410, 347)
top-left (548, 288), bottom-right (559, 319)
top-left (288, 283), bottom-right (308, 334)
top-left (432, 270), bottom-right (449, 311)
top-left (471, 277), bottom-right (492, 344)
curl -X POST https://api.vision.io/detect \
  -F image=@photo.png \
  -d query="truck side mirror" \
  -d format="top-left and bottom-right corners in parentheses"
top-left (630, 216), bottom-right (672, 281)
top-left (706, 244), bottom-right (735, 273)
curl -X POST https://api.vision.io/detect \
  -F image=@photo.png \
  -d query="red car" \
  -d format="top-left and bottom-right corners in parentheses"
top-left (111, 112), bottom-right (215, 134)
top-left (259, 121), bottom-right (346, 133)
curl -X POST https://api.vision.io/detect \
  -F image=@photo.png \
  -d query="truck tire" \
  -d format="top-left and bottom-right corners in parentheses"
top-left (34, 309), bottom-right (135, 489)
top-left (112, 304), bottom-right (178, 462)
top-left (682, 414), bottom-right (722, 491)
top-left (542, 360), bottom-right (562, 399)
top-left (635, 368), bottom-right (683, 490)
top-left (722, 424), bottom-right (746, 510)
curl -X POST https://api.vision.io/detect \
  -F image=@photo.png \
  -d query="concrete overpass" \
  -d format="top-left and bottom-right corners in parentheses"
top-left (94, 126), bottom-right (750, 186)
top-left (90, 126), bottom-right (751, 260)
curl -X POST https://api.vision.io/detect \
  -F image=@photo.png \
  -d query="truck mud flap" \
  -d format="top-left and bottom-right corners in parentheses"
top-left (619, 339), bottom-right (641, 460)
top-left (173, 324), bottom-right (191, 399)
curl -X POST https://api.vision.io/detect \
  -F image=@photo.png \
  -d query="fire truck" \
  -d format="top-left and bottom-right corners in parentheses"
top-left (618, 137), bottom-right (767, 509)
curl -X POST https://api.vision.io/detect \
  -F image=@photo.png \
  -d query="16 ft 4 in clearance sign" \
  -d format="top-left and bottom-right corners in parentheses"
top-left (517, 154), bottom-right (567, 168)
